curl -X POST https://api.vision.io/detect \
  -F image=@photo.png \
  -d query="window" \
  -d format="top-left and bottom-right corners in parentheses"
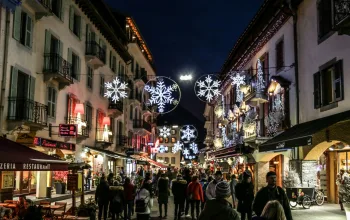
top-left (314, 60), bottom-right (343, 109)
top-left (129, 106), bottom-right (133, 120)
top-left (100, 76), bottom-right (105, 96)
top-left (51, 0), bottom-right (63, 19)
top-left (112, 55), bottom-right (117, 73)
top-left (47, 87), bottom-right (57, 118)
top-left (317, 0), bottom-right (333, 40)
top-left (171, 157), bottom-right (175, 164)
top-left (164, 157), bottom-right (169, 164)
top-left (135, 62), bottom-right (139, 78)
top-left (69, 6), bottom-right (81, 38)
top-left (171, 137), bottom-right (176, 143)
top-left (85, 103), bottom-right (93, 129)
top-left (70, 52), bottom-right (80, 80)
top-left (87, 66), bottom-right (93, 89)
top-left (276, 38), bottom-right (284, 71)
top-left (13, 8), bottom-right (33, 48)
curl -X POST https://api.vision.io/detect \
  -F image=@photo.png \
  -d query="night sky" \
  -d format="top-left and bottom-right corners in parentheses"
top-left (106, 0), bottom-right (263, 121)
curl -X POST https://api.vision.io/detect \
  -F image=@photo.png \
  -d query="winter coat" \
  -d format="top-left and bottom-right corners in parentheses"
top-left (183, 175), bottom-right (192, 187)
top-left (123, 183), bottom-right (136, 201)
top-left (253, 186), bottom-right (293, 220)
top-left (157, 177), bottom-right (169, 203)
top-left (95, 180), bottom-right (110, 203)
top-left (109, 185), bottom-right (124, 213)
top-left (206, 180), bottom-right (220, 200)
top-left (171, 179), bottom-right (187, 204)
top-left (187, 181), bottom-right (204, 202)
top-left (198, 198), bottom-right (240, 220)
top-left (135, 188), bottom-right (151, 214)
top-left (235, 182), bottom-right (254, 213)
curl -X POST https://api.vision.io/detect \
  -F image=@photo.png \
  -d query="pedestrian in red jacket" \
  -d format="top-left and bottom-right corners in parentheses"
top-left (187, 176), bottom-right (204, 220)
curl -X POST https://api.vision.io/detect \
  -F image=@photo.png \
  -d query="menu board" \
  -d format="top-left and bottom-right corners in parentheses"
top-left (67, 174), bottom-right (78, 191)
top-left (59, 124), bottom-right (77, 137)
top-left (2, 171), bottom-right (14, 189)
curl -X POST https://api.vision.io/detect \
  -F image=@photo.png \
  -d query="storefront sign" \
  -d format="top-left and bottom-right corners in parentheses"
top-left (0, 163), bottom-right (51, 170)
top-left (59, 124), bottom-right (77, 137)
top-left (34, 137), bottom-right (76, 151)
top-left (67, 174), bottom-right (78, 190)
top-left (259, 136), bottom-right (313, 152)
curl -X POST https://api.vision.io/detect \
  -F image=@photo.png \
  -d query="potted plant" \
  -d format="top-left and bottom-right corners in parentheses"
top-left (77, 197), bottom-right (97, 220)
top-left (53, 171), bottom-right (68, 194)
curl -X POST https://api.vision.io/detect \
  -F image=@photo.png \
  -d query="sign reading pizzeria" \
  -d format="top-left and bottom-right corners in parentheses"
top-left (34, 137), bottom-right (76, 151)
top-left (59, 124), bottom-right (77, 137)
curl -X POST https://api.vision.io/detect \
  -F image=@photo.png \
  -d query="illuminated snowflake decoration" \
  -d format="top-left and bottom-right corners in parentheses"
top-left (104, 76), bottom-right (128, 103)
top-left (230, 71), bottom-right (246, 102)
top-left (180, 125), bottom-right (197, 143)
top-left (172, 141), bottom-right (183, 154)
top-left (256, 59), bottom-right (266, 91)
top-left (159, 126), bottom-right (171, 138)
top-left (190, 142), bottom-right (198, 154)
top-left (144, 77), bottom-right (181, 114)
top-left (195, 75), bottom-right (221, 102)
top-left (183, 148), bottom-right (190, 158)
top-left (158, 145), bottom-right (168, 153)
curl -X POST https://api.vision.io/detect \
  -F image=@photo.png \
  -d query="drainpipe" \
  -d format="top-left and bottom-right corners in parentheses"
top-left (0, 9), bottom-right (10, 136)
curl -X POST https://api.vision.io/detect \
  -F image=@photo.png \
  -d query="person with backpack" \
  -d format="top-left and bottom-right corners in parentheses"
top-left (171, 174), bottom-right (187, 220)
top-left (110, 181), bottom-right (124, 220)
top-left (187, 176), bottom-right (204, 220)
top-left (235, 172), bottom-right (254, 220)
top-left (123, 177), bottom-right (136, 220)
top-left (198, 181), bottom-right (240, 220)
top-left (157, 173), bottom-right (169, 219)
top-left (253, 171), bottom-right (292, 220)
top-left (135, 182), bottom-right (152, 220)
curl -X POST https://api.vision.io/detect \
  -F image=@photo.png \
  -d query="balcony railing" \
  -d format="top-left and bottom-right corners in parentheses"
top-left (108, 100), bottom-right (123, 112)
top-left (133, 120), bottom-right (152, 132)
top-left (86, 41), bottom-right (106, 63)
top-left (334, 0), bottom-right (350, 25)
top-left (36, 0), bottom-right (52, 10)
top-left (7, 97), bottom-right (48, 126)
top-left (66, 116), bottom-right (89, 137)
top-left (115, 135), bottom-right (127, 146)
top-left (43, 53), bottom-right (72, 82)
top-left (96, 128), bottom-right (113, 143)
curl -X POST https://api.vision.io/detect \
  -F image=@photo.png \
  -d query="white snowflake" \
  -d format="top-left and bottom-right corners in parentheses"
top-left (190, 142), bottom-right (198, 154)
top-left (180, 125), bottom-right (197, 142)
top-left (256, 59), bottom-right (266, 91)
top-left (144, 77), bottom-right (180, 113)
top-left (104, 76), bottom-right (128, 103)
top-left (172, 141), bottom-right (183, 153)
top-left (158, 145), bottom-right (168, 153)
top-left (183, 148), bottom-right (190, 158)
top-left (230, 71), bottom-right (246, 103)
top-left (159, 126), bottom-right (171, 138)
top-left (196, 75), bottom-right (221, 102)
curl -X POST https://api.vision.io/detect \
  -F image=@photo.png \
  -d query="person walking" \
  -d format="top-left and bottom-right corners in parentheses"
top-left (235, 172), bottom-right (254, 220)
top-left (95, 176), bottom-right (110, 220)
top-left (253, 171), bottom-right (292, 220)
top-left (135, 182), bottom-right (152, 220)
top-left (187, 176), bottom-right (204, 220)
top-left (198, 181), bottom-right (240, 220)
top-left (171, 174), bottom-right (187, 220)
top-left (183, 168), bottom-right (192, 217)
top-left (336, 168), bottom-right (346, 211)
top-left (230, 174), bottom-right (238, 208)
top-left (123, 177), bottom-right (136, 220)
top-left (157, 173), bottom-right (169, 219)
top-left (110, 181), bottom-right (125, 220)
top-left (206, 171), bottom-right (223, 200)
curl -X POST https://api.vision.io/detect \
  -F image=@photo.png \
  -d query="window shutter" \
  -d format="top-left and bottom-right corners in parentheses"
top-left (69, 6), bottom-right (74, 31)
top-left (59, 40), bottom-right (63, 57)
top-left (86, 24), bottom-right (91, 42)
top-left (77, 56), bottom-right (81, 81)
top-left (313, 72), bottom-right (321, 109)
top-left (78, 16), bottom-right (82, 38)
top-left (13, 7), bottom-right (21, 41)
top-left (68, 48), bottom-right (72, 63)
top-left (26, 15), bottom-right (33, 48)
top-left (45, 29), bottom-right (51, 54)
top-left (29, 76), bottom-right (36, 101)
top-left (334, 60), bottom-right (344, 101)
top-left (59, 0), bottom-right (64, 20)
top-left (10, 66), bottom-right (18, 97)
top-left (109, 51), bottom-right (112, 68)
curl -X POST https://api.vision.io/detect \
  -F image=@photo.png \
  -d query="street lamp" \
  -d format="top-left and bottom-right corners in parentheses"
top-left (179, 75), bottom-right (193, 81)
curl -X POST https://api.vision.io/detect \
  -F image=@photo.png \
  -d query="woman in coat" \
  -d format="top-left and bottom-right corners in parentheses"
top-left (235, 172), bottom-right (254, 220)
top-left (187, 176), bottom-right (204, 220)
top-left (109, 181), bottom-right (124, 220)
top-left (157, 173), bottom-right (169, 218)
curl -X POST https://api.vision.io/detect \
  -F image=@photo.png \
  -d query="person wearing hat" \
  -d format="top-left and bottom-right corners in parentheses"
top-left (235, 171), bottom-right (254, 220)
top-left (205, 170), bottom-right (223, 200)
top-left (198, 181), bottom-right (240, 220)
top-left (253, 171), bottom-right (292, 220)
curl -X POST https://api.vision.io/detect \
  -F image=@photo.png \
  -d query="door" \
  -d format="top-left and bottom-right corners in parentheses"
top-left (16, 71), bottom-right (29, 120)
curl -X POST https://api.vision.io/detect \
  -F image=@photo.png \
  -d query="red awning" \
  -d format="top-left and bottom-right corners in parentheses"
top-left (144, 158), bottom-right (167, 168)
top-left (0, 137), bottom-right (68, 171)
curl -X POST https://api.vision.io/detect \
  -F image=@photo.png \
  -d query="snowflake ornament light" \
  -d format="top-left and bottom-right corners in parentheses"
top-left (180, 125), bottom-right (197, 143)
top-left (230, 71), bottom-right (246, 103)
top-left (159, 126), bottom-right (171, 138)
top-left (195, 75), bottom-right (221, 102)
top-left (172, 141), bottom-right (183, 154)
top-left (143, 76), bottom-right (181, 114)
top-left (183, 148), bottom-right (190, 158)
top-left (189, 142), bottom-right (198, 154)
top-left (158, 145), bottom-right (168, 153)
top-left (256, 59), bottom-right (266, 91)
top-left (104, 76), bottom-right (128, 103)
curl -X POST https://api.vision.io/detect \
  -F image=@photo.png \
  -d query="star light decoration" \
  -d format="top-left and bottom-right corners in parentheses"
top-left (159, 126), bottom-right (171, 138)
top-left (183, 147), bottom-right (195, 160)
top-left (180, 125), bottom-right (197, 143)
top-left (104, 76), bottom-right (128, 103)
top-left (189, 142), bottom-right (198, 154)
top-left (158, 145), bottom-right (168, 153)
top-left (195, 75), bottom-right (221, 102)
top-left (144, 76), bottom-right (180, 114)
top-left (172, 141), bottom-right (183, 154)
top-left (230, 71), bottom-right (246, 103)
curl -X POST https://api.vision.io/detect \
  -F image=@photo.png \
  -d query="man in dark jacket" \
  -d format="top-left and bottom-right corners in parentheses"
top-left (158, 173), bottom-right (170, 218)
top-left (235, 172), bottom-right (254, 220)
top-left (253, 171), bottom-right (293, 220)
top-left (172, 174), bottom-right (187, 220)
top-left (199, 181), bottom-right (239, 220)
top-left (123, 177), bottom-right (135, 220)
top-left (183, 168), bottom-right (192, 217)
top-left (95, 176), bottom-right (110, 220)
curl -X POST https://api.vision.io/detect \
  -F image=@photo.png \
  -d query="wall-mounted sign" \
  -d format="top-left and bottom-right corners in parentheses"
top-left (34, 137), bottom-right (76, 151)
top-left (0, 163), bottom-right (50, 171)
top-left (59, 124), bottom-right (77, 137)
top-left (67, 174), bottom-right (78, 191)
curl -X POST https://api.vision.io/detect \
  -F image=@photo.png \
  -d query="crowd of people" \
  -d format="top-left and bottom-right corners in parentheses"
top-left (94, 166), bottom-right (293, 220)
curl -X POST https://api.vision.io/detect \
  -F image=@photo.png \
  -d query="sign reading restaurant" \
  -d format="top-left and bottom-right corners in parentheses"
top-left (0, 163), bottom-right (51, 171)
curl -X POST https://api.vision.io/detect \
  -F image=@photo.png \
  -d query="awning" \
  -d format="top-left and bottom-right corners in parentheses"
top-left (0, 137), bottom-right (68, 171)
top-left (142, 158), bottom-right (167, 168)
top-left (259, 110), bottom-right (350, 152)
top-left (85, 146), bottom-right (130, 159)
